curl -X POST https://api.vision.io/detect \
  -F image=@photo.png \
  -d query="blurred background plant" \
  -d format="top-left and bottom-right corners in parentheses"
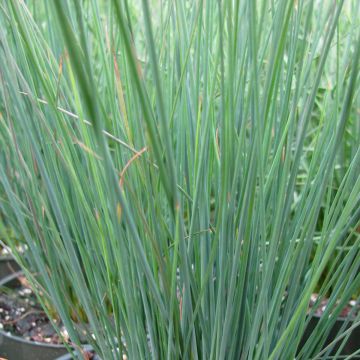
top-left (0, 0), bottom-right (359, 359)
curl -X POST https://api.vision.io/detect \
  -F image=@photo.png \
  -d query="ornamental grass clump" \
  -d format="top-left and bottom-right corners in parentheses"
top-left (0, 0), bottom-right (360, 359)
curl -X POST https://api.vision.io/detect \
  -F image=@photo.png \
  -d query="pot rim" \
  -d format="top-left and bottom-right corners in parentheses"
top-left (0, 328), bottom-right (68, 349)
top-left (0, 271), bottom-right (67, 349)
top-left (0, 254), bottom-right (17, 261)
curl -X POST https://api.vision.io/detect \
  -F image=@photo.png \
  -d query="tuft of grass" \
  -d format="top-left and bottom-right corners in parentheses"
top-left (0, 0), bottom-right (359, 359)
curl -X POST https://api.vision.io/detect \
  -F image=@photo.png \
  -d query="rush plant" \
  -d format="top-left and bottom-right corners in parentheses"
top-left (0, 0), bottom-right (359, 359)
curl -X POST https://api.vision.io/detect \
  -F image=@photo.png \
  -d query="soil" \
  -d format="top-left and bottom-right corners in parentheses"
top-left (0, 244), bottom-right (27, 257)
top-left (0, 247), bottom-right (9, 256)
top-left (309, 293), bottom-right (359, 318)
top-left (0, 274), bottom-right (67, 345)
